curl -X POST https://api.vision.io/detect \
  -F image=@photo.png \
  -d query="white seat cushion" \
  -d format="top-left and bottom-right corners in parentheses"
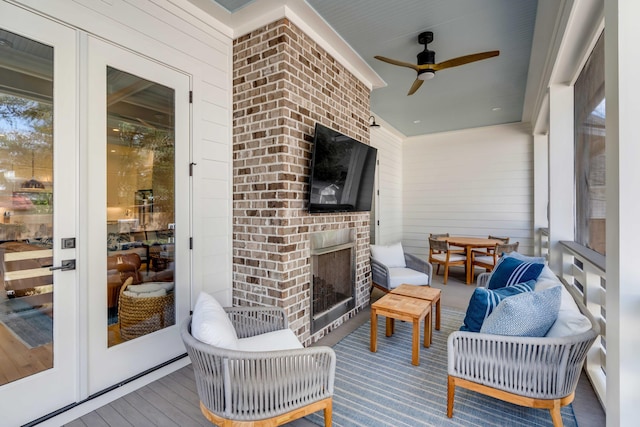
top-left (388, 267), bottom-right (429, 289)
top-left (431, 253), bottom-right (465, 262)
top-left (473, 255), bottom-right (495, 265)
top-left (237, 328), bottom-right (303, 351)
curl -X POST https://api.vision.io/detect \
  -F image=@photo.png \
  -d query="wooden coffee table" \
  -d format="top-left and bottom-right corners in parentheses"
top-left (370, 293), bottom-right (431, 366)
top-left (390, 284), bottom-right (442, 334)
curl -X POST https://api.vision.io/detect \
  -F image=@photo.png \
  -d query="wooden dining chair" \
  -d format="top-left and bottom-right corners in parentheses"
top-left (488, 235), bottom-right (509, 244)
top-left (473, 235), bottom-right (510, 258)
top-left (428, 233), bottom-right (450, 258)
top-left (428, 238), bottom-right (466, 284)
top-left (471, 241), bottom-right (520, 274)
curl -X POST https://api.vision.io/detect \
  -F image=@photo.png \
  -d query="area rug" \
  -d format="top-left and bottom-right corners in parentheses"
top-left (0, 298), bottom-right (52, 349)
top-left (306, 307), bottom-right (578, 427)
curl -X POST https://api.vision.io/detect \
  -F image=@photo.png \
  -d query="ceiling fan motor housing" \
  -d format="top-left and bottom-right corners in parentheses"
top-left (417, 49), bottom-right (435, 66)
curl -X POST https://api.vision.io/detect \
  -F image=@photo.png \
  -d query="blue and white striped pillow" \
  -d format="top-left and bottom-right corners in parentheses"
top-left (488, 257), bottom-right (544, 290)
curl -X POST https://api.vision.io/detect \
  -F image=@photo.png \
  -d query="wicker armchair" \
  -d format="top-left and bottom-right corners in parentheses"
top-left (181, 306), bottom-right (336, 426)
top-left (447, 273), bottom-right (599, 426)
top-left (370, 250), bottom-right (432, 292)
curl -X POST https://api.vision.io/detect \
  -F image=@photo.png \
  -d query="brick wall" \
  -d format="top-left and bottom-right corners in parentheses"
top-left (232, 18), bottom-right (372, 344)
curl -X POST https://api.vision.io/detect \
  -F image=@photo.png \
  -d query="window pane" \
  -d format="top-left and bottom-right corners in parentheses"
top-left (574, 34), bottom-right (605, 255)
top-left (105, 67), bottom-right (175, 347)
top-left (0, 28), bottom-right (54, 384)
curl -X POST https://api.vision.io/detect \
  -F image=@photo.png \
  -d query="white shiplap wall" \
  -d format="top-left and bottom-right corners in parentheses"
top-left (402, 123), bottom-right (534, 257)
top-left (370, 125), bottom-right (404, 245)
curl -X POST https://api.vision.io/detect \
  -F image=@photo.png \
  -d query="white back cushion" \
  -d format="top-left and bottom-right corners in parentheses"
top-left (191, 292), bottom-right (239, 349)
top-left (370, 242), bottom-right (406, 268)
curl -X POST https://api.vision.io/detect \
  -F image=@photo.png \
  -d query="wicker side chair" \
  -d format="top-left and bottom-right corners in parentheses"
top-left (370, 243), bottom-right (433, 293)
top-left (447, 274), bottom-right (599, 426)
top-left (181, 307), bottom-right (336, 427)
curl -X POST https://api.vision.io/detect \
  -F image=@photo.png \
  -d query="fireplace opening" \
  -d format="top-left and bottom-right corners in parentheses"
top-left (310, 229), bottom-right (355, 334)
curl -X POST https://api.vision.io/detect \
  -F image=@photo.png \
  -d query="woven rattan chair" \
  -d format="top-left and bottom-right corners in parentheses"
top-left (471, 241), bottom-right (520, 274)
top-left (428, 238), bottom-right (466, 284)
top-left (370, 243), bottom-right (432, 293)
top-left (181, 307), bottom-right (336, 426)
top-left (447, 273), bottom-right (599, 426)
top-left (118, 283), bottom-right (175, 340)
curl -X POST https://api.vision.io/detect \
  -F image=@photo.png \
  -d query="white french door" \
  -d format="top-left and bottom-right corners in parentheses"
top-left (85, 36), bottom-right (190, 394)
top-left (0, 3), bottom-right (79, 425)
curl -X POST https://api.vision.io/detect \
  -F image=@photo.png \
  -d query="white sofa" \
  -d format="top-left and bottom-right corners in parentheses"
top-left (447, 262), bottom-right (599, 426)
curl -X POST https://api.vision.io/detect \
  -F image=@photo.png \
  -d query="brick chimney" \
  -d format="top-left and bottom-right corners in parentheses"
top-left (232, 18), bottom-right (372, 344)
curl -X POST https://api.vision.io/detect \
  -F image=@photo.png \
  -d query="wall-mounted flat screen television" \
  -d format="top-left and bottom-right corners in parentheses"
top-left (308, 123), bottom-right (377, 213)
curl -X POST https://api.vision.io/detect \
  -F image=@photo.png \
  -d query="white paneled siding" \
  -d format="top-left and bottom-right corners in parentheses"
top-left (402, 123), bottom-right (534, 257)
top-left (16, 0), bottom-right (234, 305)
top-left (370, 125), bottom-right (404, 245)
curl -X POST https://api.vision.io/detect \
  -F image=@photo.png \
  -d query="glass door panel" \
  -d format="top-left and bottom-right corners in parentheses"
top-left (106, 67), bottom-right (176, 347)
top-left (0, 26), bottom-right (54, 385)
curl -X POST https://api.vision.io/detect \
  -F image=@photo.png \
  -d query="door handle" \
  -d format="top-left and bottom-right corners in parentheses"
top-left (49, 259), bottom-right (76, 271)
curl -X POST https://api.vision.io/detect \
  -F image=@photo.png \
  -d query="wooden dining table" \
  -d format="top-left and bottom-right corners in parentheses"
top-left (438, 236), bottom-right (504, 284)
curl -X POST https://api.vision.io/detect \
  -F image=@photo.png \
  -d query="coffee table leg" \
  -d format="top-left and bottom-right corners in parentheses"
top-left (412, 318), bottom-right (420, 366)
top-left (435, 298), bottom-right (441, 331)
top-left (370, 309), bottom-right (377, 353)
top-left (424, 310), bottom-right (432, 348)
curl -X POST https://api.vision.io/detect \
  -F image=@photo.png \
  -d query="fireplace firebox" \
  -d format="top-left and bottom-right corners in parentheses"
top-left (310, 229), bottom-right (355, 334)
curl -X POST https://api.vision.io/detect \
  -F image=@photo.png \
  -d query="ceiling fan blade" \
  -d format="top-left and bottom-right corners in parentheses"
top-left (407, 79), bottom-right (424, 96)
top-left (433, 50), bottom-right (500, 71)
top-left (374, 55), bottom-right (420, 72)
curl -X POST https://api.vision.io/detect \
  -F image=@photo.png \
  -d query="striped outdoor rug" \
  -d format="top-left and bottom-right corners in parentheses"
top-left (307, 307), bottom-right (577, 427)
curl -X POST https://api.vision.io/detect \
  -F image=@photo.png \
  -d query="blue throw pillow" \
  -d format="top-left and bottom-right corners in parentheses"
top-left (488, 257), bottom-right (544, 290)
top-left (480, 286), bottom-right (561, 337)
top-left (460, 280), bottom-right (536, 332)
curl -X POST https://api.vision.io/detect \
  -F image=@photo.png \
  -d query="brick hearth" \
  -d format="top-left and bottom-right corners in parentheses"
top-left (232, 18), bottom-right (372, 344)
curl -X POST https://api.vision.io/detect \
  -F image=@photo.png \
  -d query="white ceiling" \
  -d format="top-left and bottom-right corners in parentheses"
top-left (206, 0), bottom-right (539, 137)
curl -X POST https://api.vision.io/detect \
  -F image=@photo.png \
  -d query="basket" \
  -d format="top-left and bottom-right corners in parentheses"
top-left (118, 283), bottom-right (175, 340)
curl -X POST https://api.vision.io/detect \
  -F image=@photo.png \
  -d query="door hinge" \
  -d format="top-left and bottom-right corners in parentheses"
top-left (189, 237), bottom-right (193, 249)
top-left (189, 90), bottom-right (193, 103)
top-left (377, 189), bottom-right (379, 195)
top-left (189, 162), bottom-right (197, 176)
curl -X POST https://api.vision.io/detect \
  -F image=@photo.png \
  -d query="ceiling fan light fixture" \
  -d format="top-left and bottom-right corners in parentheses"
top-left (418, 70), bottom-right (435, 81)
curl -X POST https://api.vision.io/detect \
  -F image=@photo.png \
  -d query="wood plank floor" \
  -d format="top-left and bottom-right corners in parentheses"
top-left (64, 366), bottom-right (210, 427)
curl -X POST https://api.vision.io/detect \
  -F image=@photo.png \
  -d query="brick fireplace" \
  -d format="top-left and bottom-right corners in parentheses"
top-left (232, 18), bottom-right (372, 344)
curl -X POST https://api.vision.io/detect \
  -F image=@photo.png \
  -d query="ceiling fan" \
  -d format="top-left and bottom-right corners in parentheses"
top-left (374, 31), bottom-right (499, 96)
